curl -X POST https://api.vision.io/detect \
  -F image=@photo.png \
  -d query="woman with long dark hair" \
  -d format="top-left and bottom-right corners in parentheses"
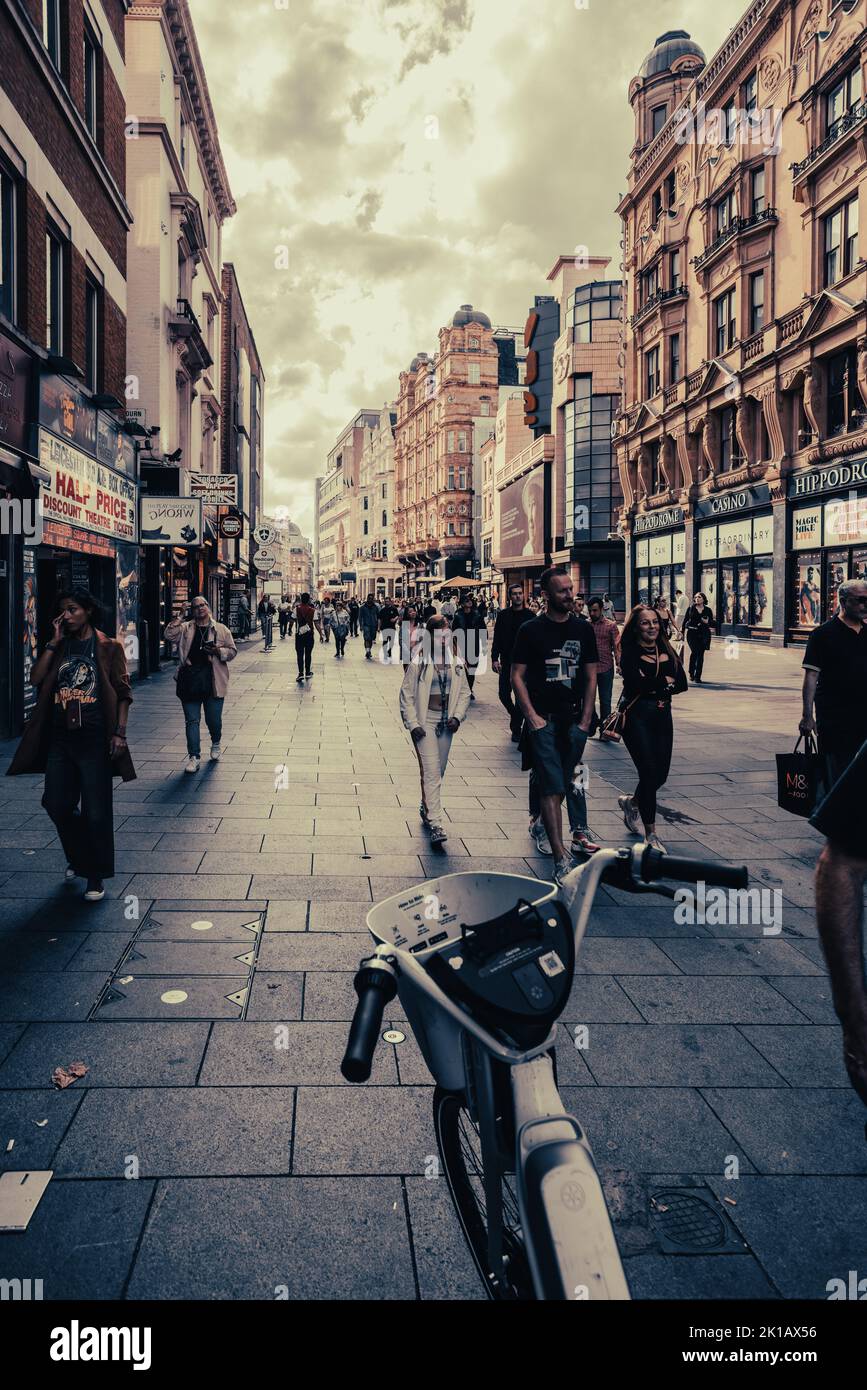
top-left (615, 603), bottom-right (687, 851)
top-left (7, 589), bottom-right (135, 901)
top-left (683, 591), bottom-right (714, 684)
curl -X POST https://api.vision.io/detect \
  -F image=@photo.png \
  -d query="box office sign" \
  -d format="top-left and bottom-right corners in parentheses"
top-left (140, 497), bottom-right (203, 546)
top-left (39, 430), bottom-right (137, 543)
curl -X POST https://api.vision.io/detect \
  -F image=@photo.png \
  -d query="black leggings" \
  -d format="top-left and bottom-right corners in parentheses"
top-left (621, 697), bottom-right (673, 829)
top-left (686, 632), bottom-right (706, 681)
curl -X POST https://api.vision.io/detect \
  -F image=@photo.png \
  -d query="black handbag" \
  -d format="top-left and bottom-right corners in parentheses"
top-left (776, 733), bottom-right (821, 818)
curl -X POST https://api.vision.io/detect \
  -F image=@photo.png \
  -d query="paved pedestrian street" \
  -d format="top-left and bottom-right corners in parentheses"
top-left (0, 634), bottom-right (864, 1302)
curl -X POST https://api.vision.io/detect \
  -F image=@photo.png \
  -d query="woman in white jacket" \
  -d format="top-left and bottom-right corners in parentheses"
top-left (400, 615), bottom-right (471, 846)
top-left (164, 597), bottom-right (237, 773)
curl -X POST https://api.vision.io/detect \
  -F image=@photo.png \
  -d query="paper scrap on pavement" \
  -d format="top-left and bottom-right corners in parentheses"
top-left (51, 1061), bottom-right (89, 1089)
top-left (0, 1171), bottom-right (53, 1230)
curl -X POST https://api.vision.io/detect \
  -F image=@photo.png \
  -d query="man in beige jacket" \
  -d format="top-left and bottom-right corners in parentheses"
top-left (164, 597), bottom-right (237, 773)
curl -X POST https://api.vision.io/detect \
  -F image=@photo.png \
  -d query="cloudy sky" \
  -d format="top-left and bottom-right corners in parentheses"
top-left (189, 0), bottom-right (748, 538)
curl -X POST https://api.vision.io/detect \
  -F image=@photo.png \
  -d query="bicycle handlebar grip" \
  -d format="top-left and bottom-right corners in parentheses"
top-left (341, 961), bottom-right (398, 1084)
top-left (642, 847), bottom-right (748, 890)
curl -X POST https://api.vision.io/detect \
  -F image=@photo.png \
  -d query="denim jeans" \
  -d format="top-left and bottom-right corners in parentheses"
top-left (182, 697), bottom-right (224, 757)
top-left (527, 719), bottom-right (589, 829)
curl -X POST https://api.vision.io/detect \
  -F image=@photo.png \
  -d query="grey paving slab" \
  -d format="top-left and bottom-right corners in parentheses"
top-left (0, 972), bottom-right (109, 1021)
top-left (95, 975), bottom-right (249, 1020)
top-left (293, 1086), bottom-right (434, 1174)
top-left (198, 851), bottom-right (313, 875)
top-left (579, 1025), bottom-right (784, 1087)
top-left (64, 932), bottom-right (136, 971)
top-left (404, 1177), bottom-right (486, 1300)
top-left (0, 1179), bottom-right (156, 1300)
top-left (123, 874), bottom-right (252, 900)
top-left (0, 872), bottom-right (133, 898)
top-left (302, 971), bottom-right (358, 1021)
top-left (738, 1025), bottom-right (850, 1087)
top-left (258, 933), bottom-right (369, 972)
top-left (765, 977), bottom-right (837, 1024)
top-left (706, 1176), bottom-right (867, 1299)
top-left (624, 1252), bottom-right (779, 1300)
top-left (200, 1021), bottom-right (396, 1085)
top-left (0, 928), bottom-right (89, 970)
top-left (700, 1088), bottom-right (867, 1174)
top-left (0, 1088), bottom-right (84, 1171)
top-left (262, 900), bottom-right (308, 931)
top-left (618, 976), bottom-right (814, 1025)
top-left (124, 815), bottom-right (221, 834)
top-left (0, 1022), bottom-right (25, 1064)
top-left (657, 940), bottom-right (823, 976)
top-left (261, 835), bottom-right (366, 854)
top-left (125, 1177), bottom-right (416, 1300)
top-left (0, 1022), bottom-right (209, 1087)
top-left (306, 901), bottom-right (370, 933)
top-left (561, 976), bottom-right (655, 1024)
top-left (53, 1087), bottom-right (296, 1177)
top-left (251, 874), bottom-right (372, 901)
top-left (246, 971), bottom-right (304, 1020)
top-left (559, 1086), bottom-right (757, 1172)
top-left (577, 939), bottom-right (684, 975)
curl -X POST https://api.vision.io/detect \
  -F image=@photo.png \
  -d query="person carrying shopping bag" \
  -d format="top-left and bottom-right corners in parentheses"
top-left (7, 588), bottom-right (135, 902)
top-left (400, 615), bottom-right (471, 847)
top-left (165, 597), bottom-right (237, 773)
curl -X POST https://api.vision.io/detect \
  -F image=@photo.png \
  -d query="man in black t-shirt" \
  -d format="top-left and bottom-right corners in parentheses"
top-left (511, 568), bottom-right (599, 882)
top-left (800, 578), bottom-right (867, 789)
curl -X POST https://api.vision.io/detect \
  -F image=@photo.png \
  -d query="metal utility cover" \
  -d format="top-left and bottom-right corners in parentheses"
top-left (0, 1170), bottom-right (53, 1231)
top-left (649, 1186), bottom-right (746, 1255)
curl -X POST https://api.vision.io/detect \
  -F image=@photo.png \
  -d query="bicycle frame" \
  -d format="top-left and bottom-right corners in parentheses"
top-left (365, 850), bottom-right (630, 1299)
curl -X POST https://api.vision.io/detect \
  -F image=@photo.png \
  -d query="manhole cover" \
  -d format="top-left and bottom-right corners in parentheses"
top-left (649, 1187), bottom-right (744, 1254)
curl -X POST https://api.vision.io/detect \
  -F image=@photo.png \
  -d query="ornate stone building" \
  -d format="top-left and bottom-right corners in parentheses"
top-left (616, 5), bottom-right (867, 642)
top-left (393, 306), bottom-right (521, 593)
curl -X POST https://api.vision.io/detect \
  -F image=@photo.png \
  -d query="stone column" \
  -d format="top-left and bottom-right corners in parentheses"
top-left (771, 490), bottom-right (787, 647)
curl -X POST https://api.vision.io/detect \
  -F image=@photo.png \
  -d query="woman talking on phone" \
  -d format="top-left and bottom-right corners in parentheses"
top-left (7, 589), bottom-right (135, 902)
top-left (164, 596), bottom-right (237, 773)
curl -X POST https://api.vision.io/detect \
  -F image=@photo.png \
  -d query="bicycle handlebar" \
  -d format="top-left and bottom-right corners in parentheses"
top-left (341, 957), bottom-right (397, 1083)
top-left (635, 845), bottom-right (748, 890)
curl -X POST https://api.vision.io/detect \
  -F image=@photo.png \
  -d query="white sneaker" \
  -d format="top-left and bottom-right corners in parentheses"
top-left (64, 865), bottom-right (78, 882)
top-left (554, 853), bottom-right (575, 886)
top-left (84, 879), bottom-right (105, 902)
top-left (618, 794), bottom-right (642, 836)
top-left (185, 757), bottom-right (200, 774)
top-left (529, 817), bottom-right (553, 856)
top-left (210, 744), bottom-right (222, 761)
top-left (645, 833), bottom-right (666, 853)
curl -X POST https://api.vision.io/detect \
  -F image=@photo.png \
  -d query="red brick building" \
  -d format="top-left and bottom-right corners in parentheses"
top-left (0, 0), bottom-right (135, 734)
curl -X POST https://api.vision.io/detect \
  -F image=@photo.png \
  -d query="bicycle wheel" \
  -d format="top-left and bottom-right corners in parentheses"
top-left (433, 1086), bottom-right (535, 1301)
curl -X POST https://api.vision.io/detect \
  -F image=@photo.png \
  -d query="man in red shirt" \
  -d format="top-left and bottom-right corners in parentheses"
top-left (294, 593), bottom-right (316, 684)
top-left (588, 595), bottom-right (620, 729)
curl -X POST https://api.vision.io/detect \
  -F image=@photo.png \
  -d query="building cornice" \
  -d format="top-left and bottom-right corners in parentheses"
top-left (128, 1), bottom-right (236, 220)
top-left (4, 0), bottom-right (133, 229)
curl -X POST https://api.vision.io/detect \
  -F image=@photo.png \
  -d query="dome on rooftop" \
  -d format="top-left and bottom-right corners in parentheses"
top-left (639, 30), bottom-right (705, 80)
top-left (452, 304), bottom-right (491, 329)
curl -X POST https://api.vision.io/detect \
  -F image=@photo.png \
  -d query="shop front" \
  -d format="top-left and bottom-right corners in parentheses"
top-left (32, 380), bottom-right (138, 707)
top-left (788, 459), bottom-right (867, 637)
top-left (0, 328), bottom-right (41, 736)
top-left (694, 485), bottom-right (773, 637)
top-left (632, 506), bottom-right (686, 610)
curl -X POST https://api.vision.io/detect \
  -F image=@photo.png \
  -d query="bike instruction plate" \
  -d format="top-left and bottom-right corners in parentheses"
top-left (367, 872), bottom-right (556, 955)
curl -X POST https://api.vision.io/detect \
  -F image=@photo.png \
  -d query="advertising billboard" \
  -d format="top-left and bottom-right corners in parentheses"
top-left (498, 468), bottom-right (544, 560)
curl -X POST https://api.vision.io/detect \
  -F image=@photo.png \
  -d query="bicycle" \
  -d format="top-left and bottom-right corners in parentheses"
top-left (342, 842), bottom-right (748, 1301)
